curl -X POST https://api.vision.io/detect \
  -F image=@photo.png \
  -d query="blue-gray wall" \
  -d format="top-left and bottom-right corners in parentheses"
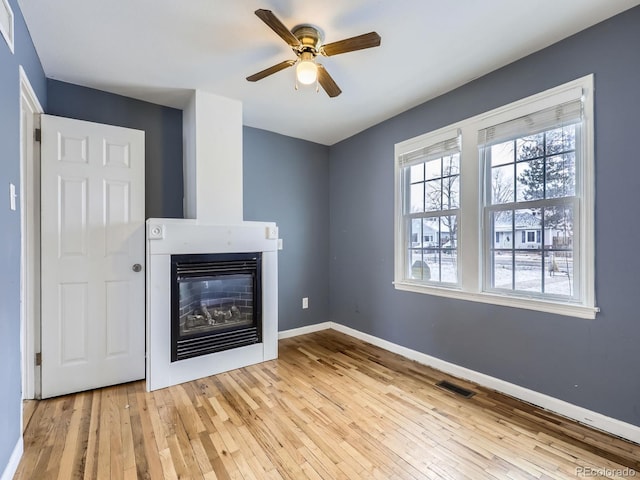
top-left (0, 0), bottom-right (46, 471)
top-left (329, 6), bottom-right (640, 427)
top-left (244, 127), bottom-right (330, 331)
top-left (46, 80), bottom-right (183, 219)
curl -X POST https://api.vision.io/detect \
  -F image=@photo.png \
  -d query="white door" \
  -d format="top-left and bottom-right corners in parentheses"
top-left (40, 114), bottom-right (146, 398)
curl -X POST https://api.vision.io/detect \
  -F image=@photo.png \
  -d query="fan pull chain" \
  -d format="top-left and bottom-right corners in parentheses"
top-left (294, 58), bottom-right (300, 91)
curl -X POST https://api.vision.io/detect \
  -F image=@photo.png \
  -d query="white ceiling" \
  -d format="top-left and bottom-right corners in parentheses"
top-left (18, 0), bottom-right (640, 145)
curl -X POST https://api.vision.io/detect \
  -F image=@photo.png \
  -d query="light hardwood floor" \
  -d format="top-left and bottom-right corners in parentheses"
top-left (16, 330), bottom-right (640, 479)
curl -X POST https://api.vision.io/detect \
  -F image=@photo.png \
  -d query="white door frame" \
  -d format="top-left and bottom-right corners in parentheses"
top-left (19, 66), bottom-right (43, 401)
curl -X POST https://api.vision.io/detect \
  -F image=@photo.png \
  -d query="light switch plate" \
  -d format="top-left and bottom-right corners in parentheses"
top-left (9, 183), bottom-right (16, 211)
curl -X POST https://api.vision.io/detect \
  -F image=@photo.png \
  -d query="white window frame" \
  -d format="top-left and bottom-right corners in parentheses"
top-left (0, 0), bottom-right (14, 53)
top-left (398, 130), bottom-right (460, 288)
top-left (394, 75), bottom-right (597, 319)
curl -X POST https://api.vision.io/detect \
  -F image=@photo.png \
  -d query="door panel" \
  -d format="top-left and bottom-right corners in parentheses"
top-left (40, 114), bottom-right (145, 398)
top-left (59, 176), bottom-right (88, 256)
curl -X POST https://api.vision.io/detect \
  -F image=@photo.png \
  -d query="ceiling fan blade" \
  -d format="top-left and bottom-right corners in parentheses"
top-left (255, 9), bottom-right (301, 47)
top-left (246, 60), bottom-right (296, 82)
top-left (321, 32), bottom-right (381, 57)
top-left (317, 65), bottom-right (342, 98)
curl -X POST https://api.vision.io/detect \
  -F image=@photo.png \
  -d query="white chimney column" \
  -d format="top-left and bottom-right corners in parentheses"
top-left (183, 90), bottom-right (243, 223)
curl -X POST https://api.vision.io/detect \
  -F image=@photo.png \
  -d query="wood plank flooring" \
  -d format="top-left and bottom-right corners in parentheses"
top-left (15, 330), bottom-right (640, 479)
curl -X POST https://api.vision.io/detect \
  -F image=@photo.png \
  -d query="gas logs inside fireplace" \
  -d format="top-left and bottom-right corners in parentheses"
top-left (171, 252), bottom-right (262, 361)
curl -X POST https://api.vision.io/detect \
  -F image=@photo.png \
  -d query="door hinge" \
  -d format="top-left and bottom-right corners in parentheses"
top-left (35, 352), bottom-right (42, 366)
top-left (34, 128), bottom-right (41, 142)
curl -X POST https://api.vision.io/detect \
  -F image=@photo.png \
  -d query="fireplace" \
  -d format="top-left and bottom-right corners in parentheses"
top-left (146, 219), bottom-right (278, 392)
top-left (146, 92), bottom-right (278, 392)
top-left (171, 252), bottom-right (262, 361)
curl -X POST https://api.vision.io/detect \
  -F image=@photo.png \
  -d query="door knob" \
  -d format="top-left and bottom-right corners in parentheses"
top-left (132, 263), bottom-right (142, 272)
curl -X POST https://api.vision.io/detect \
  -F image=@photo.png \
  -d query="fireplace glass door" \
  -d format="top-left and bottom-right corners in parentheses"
top-left (171, 252), bottom-right (262, 361)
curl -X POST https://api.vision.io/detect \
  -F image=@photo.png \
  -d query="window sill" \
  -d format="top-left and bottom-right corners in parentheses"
top-left (393, 281), bottom-right (598, 319)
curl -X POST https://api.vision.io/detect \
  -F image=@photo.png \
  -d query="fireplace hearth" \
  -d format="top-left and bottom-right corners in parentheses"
top-left (171, 252), bottom-right (262, 361)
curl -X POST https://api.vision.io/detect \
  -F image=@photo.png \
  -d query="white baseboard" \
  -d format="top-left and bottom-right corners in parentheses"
top-left (278, 322), bottom-right (331, 339)
top-left (1, 437), bottom-right (23, 480)
top-left (323, 322), bottom-right (639, 445)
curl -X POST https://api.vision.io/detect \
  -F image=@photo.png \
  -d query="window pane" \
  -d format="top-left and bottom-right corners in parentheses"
top-left (492, 210), bottom-right (513, 250)
top-left (438, 215), bottom-right (456, 248)
top-left (514, 209), bottom-right (541, 248)
top-left (514, 251), bottom-right (542, 293)
top-left (545, 250), bottom-right (574, 296)
top-left (410, 219), bottom-right (422, 247)
top-left (546, 153), bottom-right (575, 199)
top-left (425, 158), bottom-right (441, 179)
top-left (424, 249), bottom-right (438, 281)
top-left (492, 250), bottom-right (513, 289)
top-left (490, 141), bottom-right (514, 167)
top-left (546, 124), bottom-right (575, 155)
top-left (409, 250), bottom-right (431, 281)
top-left (443, 176), bottom-right (459, 209)
top-left (422, 218), bottom-right (437, 244)
top-left (516, 133), bottom-right (544, 160)
top-left (409, 183), bottom-right (424, 213)
top-left (544, 206), bottom-right (573, 250)
top-left (444, 154), bottom-right (460, 175)
top-left (410, 163), bottom-right (424, 183)
top-left (441, 249), bottom-right (458, 283)
top-left (425, 179), bottom-right (441, 211)
top-left (516, 160), bottom-right (544, 202)
top-left (491, 165), bottom-right (514, 204)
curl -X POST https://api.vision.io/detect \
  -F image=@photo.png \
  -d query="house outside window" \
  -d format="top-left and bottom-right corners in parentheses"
top-left (394, 75), bottom-right (596, 318)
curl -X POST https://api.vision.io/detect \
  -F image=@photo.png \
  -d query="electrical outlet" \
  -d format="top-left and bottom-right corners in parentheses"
top-left (302, 297), bottom-right (309, 309)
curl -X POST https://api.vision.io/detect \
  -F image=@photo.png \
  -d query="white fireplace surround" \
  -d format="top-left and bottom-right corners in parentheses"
top-left (146, 218), bottom-right (278, 391)
top-left (145, 90), bottom-right (279, 392)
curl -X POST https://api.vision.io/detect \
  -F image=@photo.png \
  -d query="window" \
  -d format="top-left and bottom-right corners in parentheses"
top-left (0, 0), bottom-right (14, 54)
top-left (396, 131), bottom-right (460, 285)
top-left (394, 75), bottom-right (596, 318)
top-left (480, 98), bottom-right (582, 300)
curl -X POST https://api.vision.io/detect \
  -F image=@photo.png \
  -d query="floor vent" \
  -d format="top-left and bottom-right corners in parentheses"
top-left (436, 380), bottom-right (476, 399)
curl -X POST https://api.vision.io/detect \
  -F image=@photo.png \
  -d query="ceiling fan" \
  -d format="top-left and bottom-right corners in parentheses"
top-left (246, 9), bottom-right (381, 98)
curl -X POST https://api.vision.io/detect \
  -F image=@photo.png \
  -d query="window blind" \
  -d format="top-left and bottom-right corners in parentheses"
top-left (398, 132), bottom-right (461, 168)
top-left (477, 98), bottom-right (582, 146)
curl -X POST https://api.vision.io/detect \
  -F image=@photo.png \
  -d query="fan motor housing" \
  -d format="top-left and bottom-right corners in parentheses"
top-left (291, 24), bottom-right (323, 53)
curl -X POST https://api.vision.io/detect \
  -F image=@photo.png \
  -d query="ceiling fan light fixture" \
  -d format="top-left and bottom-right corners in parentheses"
top-left (249, 9), bottom-right (381, 98)
top-left (296, 52), bottom-right (317, 85)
